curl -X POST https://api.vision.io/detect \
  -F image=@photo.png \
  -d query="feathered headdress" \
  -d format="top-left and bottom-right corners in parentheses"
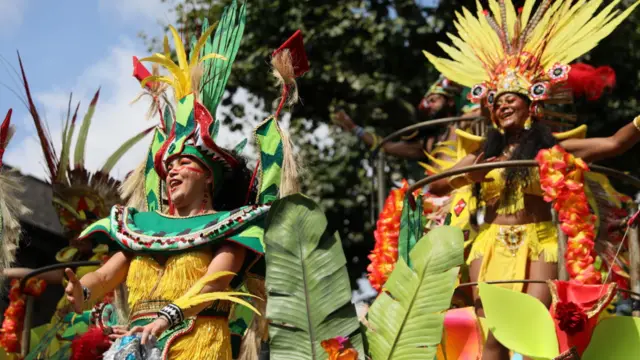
top-left (423, 0), bottom-right (639, 127)
top-left (0, 109), bottom-right (30, 271)
top-left (18, 56), bottom-right (153, 239)
top-left (133, 1), bottom-right (249, 214)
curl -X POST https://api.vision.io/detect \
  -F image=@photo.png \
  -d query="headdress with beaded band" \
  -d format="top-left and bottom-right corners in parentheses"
top-left (422, 0), bottom-right (640, 129)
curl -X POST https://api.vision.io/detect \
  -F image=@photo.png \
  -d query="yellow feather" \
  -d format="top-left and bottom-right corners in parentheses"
top-left (199, 53), bottom-right (228, 63)
top-left (520, 0), bottom-right (535, 28)
top-left (140, 54), bottom-right (186, 88)
top-left (163, 35), bottom-right (171, 58)
top-left (168, 25), bottom-right (189, 72)
top-left (488, 0), bottom-right (502, 27)
top-left (140, 75), bottom-right (176, 90)
top-left (179, 271), bottom-right (237, 300)
top-left (189, 21), bottom-right (220, 68)
top-left (175, 293), bottom-right (262, 316)
top-left (504, 0), bottom-right (518, 43)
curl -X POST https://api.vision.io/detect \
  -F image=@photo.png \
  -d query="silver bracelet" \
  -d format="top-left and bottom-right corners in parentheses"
top-left (82, 286), bottom-right (91, 303)
top-left (353, 126), bottom-right (366, 138)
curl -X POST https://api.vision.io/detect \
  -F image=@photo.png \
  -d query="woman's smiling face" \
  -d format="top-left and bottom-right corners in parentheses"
top-left (165, 156), bottom-right (211, 207)
top-left (493, 93), bottom-right (530, 130)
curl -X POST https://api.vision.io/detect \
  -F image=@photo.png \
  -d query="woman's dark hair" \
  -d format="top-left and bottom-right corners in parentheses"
top-left (472, 100), bottom-right (558, 211)
top-left (212, 152), bottom-right (258, 211)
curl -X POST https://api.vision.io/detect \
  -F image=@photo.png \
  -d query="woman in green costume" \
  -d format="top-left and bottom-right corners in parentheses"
top-left (63, 2), bottom-right (303, 359)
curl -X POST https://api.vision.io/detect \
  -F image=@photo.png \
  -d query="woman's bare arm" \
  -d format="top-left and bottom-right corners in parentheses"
top-left (181, 243), bottom-right (247, 318)
top-left (561, 120), bottom-right (640, 162)
top-left (428, 154), bottom-right (479, 196)
top-left (4, 268), bottom-right (64, 284)
top-left (76, 251), bottom-right (131, 303)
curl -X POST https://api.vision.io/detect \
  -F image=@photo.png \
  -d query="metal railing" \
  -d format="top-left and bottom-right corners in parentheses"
top-left (18, 261), bottom-right (101, 357)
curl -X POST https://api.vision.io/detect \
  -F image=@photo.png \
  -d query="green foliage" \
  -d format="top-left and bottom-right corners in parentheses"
top-left (264, 194), bottom-right (364, 360)
top-left (366, 226), bottom-right (464, 359)
top-left (145, 0), bottom-right (640, 285)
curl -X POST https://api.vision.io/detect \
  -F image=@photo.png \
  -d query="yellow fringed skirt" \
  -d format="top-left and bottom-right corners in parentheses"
top-left (467, 221), bottom-right (558, 292)
top-left (126, 251), bottom-right (232, 360)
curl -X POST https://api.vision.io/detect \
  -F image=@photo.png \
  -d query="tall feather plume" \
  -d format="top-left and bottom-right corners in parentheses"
top-left (17, 53), bottom-right (58, 180)
top-left (520, 0), bottom-right (553, 46)
top-left (119, 160), bottom-right (148, 211)
top-left (499, 0), bottom-right (513, 54)
top-left (74, 89), bottom-right (100, 169)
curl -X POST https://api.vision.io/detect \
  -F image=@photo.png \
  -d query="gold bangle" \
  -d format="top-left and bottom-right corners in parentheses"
top-left (448, 174), bottom-right (472, 189)
top-left (633, 116), bottom-right (640, 132)
top-left (370, 134), bottom-right (381, 151)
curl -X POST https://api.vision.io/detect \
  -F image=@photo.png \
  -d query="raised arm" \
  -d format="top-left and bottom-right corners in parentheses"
top-left (334, 110), bottom-right (427, 160)
top-left (561, 118), bottom-right (640, 162)
top-left (64, 251), bottom-right (131, 313)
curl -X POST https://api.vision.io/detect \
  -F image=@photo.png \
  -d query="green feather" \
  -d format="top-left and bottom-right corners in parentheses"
top-left (201, 0), bottom-right (246, 116)
top-left (73, 89), bottom-right (100, 167)
top-left (57, 99), bottom-right (80, 183)
top-left (233, 138), bottom-right (247, 154)
top-left (100, 127), bottom-right (154, 174)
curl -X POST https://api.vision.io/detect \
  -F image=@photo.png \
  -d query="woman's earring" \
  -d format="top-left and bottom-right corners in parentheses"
top-left (524, 117), bottom-right (532, 130)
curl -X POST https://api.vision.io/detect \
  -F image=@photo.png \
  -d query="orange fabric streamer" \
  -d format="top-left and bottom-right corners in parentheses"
top-left (536, 146), bottom-right (601, 284)
top-left (367, 181), bottom-right (408, 291)
top-left (0, 278), bottom-right (47, 355)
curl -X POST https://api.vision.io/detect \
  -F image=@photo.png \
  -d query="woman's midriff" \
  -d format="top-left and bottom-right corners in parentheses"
top-left (484, 194), bottom-right (552, 225)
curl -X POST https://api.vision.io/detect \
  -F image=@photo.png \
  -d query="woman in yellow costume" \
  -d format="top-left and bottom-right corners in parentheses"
top-left (425, 0), bottom-right (640, 359)
top-left (62, 2), bottom-right (305, 359)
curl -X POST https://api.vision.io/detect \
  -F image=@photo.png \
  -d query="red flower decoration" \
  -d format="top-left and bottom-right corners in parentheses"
top-left (321, 336), bottom-right (358, 360)
top-left (0, 278), bottom-right (46, 354)
top-left (554, 301), bottom-right (588, 336)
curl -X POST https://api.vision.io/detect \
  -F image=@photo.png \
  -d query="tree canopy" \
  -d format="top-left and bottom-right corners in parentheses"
top-left (147, 0), bottom-right (640, 286)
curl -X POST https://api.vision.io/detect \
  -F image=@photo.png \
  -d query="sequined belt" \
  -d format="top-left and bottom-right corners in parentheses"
top-left (496, 225), bottom-right (527, 257)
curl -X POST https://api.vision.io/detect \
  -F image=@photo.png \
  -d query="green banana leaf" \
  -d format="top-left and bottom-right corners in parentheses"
top-left (367, 226), bottom-right (464, 359)
top-left (582, 316), bottom-right (640, 360)
top-left (478, 283), bottom-right (559, 359)
top-left (264, 194), bottom-right (364, 360)
top-left (397, 195), bottom-right (423, 268)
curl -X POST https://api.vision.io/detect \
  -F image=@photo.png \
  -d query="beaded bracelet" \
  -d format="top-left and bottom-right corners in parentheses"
top-left (353, 126), bottom-right (366, 138)
top-left (158, 303), bottom-right (184, 328)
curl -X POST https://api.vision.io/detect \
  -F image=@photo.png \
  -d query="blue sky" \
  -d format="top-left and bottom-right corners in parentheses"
top-left (0, 0), bottom-right (260, 181)
top-left (0, 0), bottom-right (178, 180)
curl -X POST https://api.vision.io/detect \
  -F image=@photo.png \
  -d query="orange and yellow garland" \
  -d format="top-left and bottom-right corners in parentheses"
top-left (367, 181), bottom-right (408, 292)
top-left (536, 145), bottom-right (601, 284)
top-left (0, 278), bottom-right (47, 356)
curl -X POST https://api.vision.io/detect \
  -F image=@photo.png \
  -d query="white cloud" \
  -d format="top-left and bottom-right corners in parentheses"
top-left (0, 0), bottom-right (28, 33)
top-left (6, 38), bottom-right (261, 182)
top-left (99, 0), bottom-right (175, 24)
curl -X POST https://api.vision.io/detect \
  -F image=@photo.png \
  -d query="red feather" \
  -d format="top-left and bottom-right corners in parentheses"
top-left (567, 63), bottom-right (616, 101)
top-left (0, 109), bottom-right (12, 167)
top-left (70, 326), bottom-right (111, 360)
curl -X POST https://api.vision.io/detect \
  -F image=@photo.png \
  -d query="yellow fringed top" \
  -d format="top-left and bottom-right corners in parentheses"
top-left (481, 168), bottom-right (544, 214)
top-left (126, 250), bottom-right (213, 314)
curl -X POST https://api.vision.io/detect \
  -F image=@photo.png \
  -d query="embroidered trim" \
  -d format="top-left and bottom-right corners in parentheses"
top-left (111, 204), bottom-right (269, 251)
top-left (496, 225), bottom-right (526, 257)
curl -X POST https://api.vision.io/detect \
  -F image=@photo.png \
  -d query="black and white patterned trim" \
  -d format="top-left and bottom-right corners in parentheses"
top-left (82, 286), bottom-right (91, 303)
top-left (158, 303), bottom-right (184, 328)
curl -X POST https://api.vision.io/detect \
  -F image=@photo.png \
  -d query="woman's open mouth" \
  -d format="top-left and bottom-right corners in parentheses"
top-left (169, 179), bottom-right (182, 192)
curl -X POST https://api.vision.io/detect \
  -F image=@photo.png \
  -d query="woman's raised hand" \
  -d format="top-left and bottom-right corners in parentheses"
top-left (332, 110), bottom-right (356, 132)
top-left (64, 268), bottom-right (84, 314)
